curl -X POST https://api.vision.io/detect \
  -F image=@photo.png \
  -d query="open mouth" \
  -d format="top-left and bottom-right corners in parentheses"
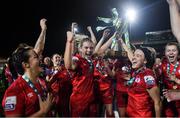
top-left (132, 61), bottom-right (137, 66)
top-left (168, 55), bottom-right (175, 61)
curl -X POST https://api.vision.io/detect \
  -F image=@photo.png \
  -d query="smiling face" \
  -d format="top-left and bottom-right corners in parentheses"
top-left (132, 49), bottom-right (146, 69)
top-left (51, 54), bottom-right (61, 66)
top-left (165, 44), bottom-right (179, 64)
top-left (80, 40), bottom-right (94, 59)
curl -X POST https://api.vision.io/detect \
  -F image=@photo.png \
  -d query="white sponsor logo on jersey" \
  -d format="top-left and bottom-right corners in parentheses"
top-left (144, 75), bottom-right (155, 85)
top-left (5, 96), bottom-right (16, 111)
top-left (27, 92), bottom-right (34, 98)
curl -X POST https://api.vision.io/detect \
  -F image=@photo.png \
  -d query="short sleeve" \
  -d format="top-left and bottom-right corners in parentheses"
top-left (2, 86), bottom-right (25, 116)
top-left (72, 56), bottom-right (80, 69)
top-left (144, 75), bottom-right (156, 89)
top-left (72, 56), bottom-right (79, 62)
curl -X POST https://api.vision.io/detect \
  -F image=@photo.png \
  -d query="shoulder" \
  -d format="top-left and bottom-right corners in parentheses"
top-left (144, 68), bottom-right (154, 75)
top-left (73, 54), bottom-right (82, 61)
top-left (6, 76), bottom-right (25, 92)
top-left (161, 57), bottom-right (168, 64)
top-left (2, 77), bottom-right (25, 110)
top-left (72, 56), bottom-right (79, 61)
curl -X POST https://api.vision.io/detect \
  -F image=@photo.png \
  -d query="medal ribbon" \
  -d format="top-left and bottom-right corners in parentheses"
top-left (22, 74), bottom-right (47, 100)
top-left (96, 60), bottom-right (107, 75)
top-left (166, 62), bottom-right (179, 89)
top-left (127, 67), bottom-right (145, 86)
top-left (167, 62), bottom-right (179, 76)
top-left (86, 58), bottom-right (94, 73)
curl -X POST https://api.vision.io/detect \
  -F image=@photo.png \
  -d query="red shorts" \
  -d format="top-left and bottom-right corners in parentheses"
top-left (116, 90), bottom-right (128, 108)
top-left (98, 78), bottom-right (113, 104)
top-left (100, 87), bottom-right (113, 104)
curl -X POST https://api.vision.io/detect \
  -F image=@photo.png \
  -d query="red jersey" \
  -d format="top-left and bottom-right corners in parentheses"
top-left (161, 58), bottom-right (180, 116)
top-left (94, 58), bottom-right (113, 104)
top-left (70, 54), bottom-right (95, 116)
top-left (161, 58), bottom-right (180, 89)
top-left (115, 59), bottom-right (131, 92)
top-left (2, 76), bottom-right (47, 116)
top-left (52, 69), bottom-right (73, 117)
top-left (127, 68), bottom-right (157, 117)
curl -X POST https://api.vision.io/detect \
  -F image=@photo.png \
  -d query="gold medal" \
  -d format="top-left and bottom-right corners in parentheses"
top-left (173, 85), bottom-right (178, 89)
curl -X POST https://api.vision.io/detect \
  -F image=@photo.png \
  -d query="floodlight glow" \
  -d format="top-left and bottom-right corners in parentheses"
top-left (74, 27), bottom-right (78, 33)
top-left (125, 8), bottom-right (137, 23)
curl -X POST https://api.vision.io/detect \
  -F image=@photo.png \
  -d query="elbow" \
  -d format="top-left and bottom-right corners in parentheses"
top-left (64, 62), bottom-right (71, 69)
top-left (38, 49), bottom-right (43, 55)
top-left (65, 65), bottom-right (71, 70)
top-left (154, 99), bottom-right (161, 108)
top-left (34, 48), bottom-right (43, 56)
top-left (64, 60), bottom-right (73, 70)
top-left (93, 41), bottom-right (97, 46)
top-left (65, 66), bottom-right (70, 69)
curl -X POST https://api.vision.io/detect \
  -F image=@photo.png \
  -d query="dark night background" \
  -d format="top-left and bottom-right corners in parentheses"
top-left (0, 0), bottom-right (170, 58)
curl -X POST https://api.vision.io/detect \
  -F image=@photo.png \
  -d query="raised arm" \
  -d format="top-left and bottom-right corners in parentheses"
top-left (167, 0), bottom-right (180, 43)
top-left (34, 18), bottom-right (47, 55)
top-left (119, 38), bottom-right (134, 62)
top-left (94, 29), bottom-right (110, 54)
top-left (97, 17), bottom-right (112, 23)
top-left (71, 22), bottom-right (77, 55)
top-left (87, 26), bottom-right (97, 45)
top-left (97, 31), bottom-right (117, 55)
top-left (64, 31), bottom-right (74, 69)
